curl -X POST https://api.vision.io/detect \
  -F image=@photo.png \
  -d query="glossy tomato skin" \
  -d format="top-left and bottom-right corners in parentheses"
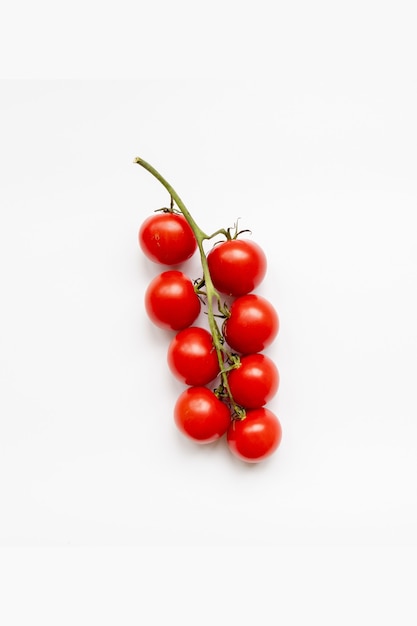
top-left (227, 353), bottom-right (279, 409)
top-left (227, 408), bottom-right (282, 463)
top-left (145, 270), bottom-right (201, 330)
top-left (223, 294), bottom-right (279, 354)
top-left (174, 387), bottom-right (231, 443)
top-left (207, 239), bottom-right (267, 296)
top-left (139, 213), bottom-right (197, 265)
top-left (167, 327), bottom-right (220, 386)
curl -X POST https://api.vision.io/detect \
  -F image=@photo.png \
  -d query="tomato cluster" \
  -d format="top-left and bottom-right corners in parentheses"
top-left (137, 163), bottom-right (282, 464)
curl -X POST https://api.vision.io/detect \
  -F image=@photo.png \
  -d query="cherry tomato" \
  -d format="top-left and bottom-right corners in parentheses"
top-left (174, 386), bottom-right (231, 443)
top-left (167, 327), bottom-right (220, 386)
top-left (139, 212), bottom-right (197, 265)
top-left (227, 408), bottom-right (282, 462)
top-left (228, 353), bottom-right (279, 409)
top-left (207, 239), bottom-right (267, 296)
top-left (223, 294), bottom-right (279, 354)
top-left (145, 270), bottom-right (201, 330)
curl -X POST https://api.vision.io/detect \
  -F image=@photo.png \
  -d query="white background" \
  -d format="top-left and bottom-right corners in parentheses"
top-left (1, 1), bottom-right (417, 624)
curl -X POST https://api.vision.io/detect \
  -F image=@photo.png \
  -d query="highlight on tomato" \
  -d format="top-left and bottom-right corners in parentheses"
top-left (174, 386), bottom-right (232, 444)
top-left (167, 327), bottom-right (220, 386)
top-left (223, 294), bottom-right (279, 354)
top-left (226, 408), bottom-right (282, 463)
top-left (227, 353), bottom-right (279, 409)
top-left (207, 239), bottom-right (267, 296)
top-left (144, 270), bottom-right (201, 330)
top-left (139, 212), bottom-right (197, 265)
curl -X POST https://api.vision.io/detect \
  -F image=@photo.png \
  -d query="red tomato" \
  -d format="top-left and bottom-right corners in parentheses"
top-left (174, 387), bottom-right (231, 443)
top-left (223, 294), bottom-right (279, 354)
top-left (139, 212), bottom-right (197, 265)
top-left (145, 271), bottom-right (200, 330)
top-left (228, 353), bottom-right (279, 408)
top-left (207, 239), bottom-right (267, 296)
top-left (167, 327), bottom-right (220, 386)
top-left (227, 408), bottom-right (282, 462)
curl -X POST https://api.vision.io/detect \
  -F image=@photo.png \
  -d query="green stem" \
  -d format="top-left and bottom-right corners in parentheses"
top-left (134, 156), bottom-right (244, 419)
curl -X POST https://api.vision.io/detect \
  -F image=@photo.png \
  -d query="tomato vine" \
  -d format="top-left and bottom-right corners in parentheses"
top-left (135, 156), bottom-right (282, 463)
top-left (134, 156), bottom-right (245, 418)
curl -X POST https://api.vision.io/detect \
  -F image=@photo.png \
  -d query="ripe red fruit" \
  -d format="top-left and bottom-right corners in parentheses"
top-left (139, 212), bottom-right (197, 264)
top-left (174, 387), bottom-right (231, 443)
top-left (207, 239), bottom-right (267, 296)
top-left (167, 327), bottom-right (220, 386)
top-left (144, 270), bottom-right (201, 330)
top-left (223, 294), bottom-right (279, 354)
top-left (227, 353), bottom-right (279, 409)
top-left (227, 408), bottom-right (282, 463)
